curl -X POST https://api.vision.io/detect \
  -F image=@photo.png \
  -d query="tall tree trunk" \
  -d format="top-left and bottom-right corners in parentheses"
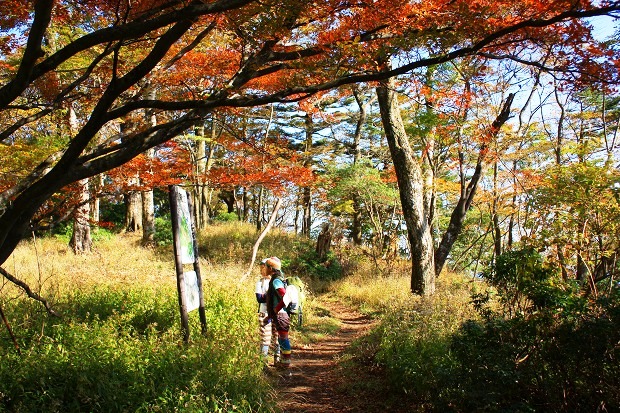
top-left (125, 192), bottom-right (143, 232)
top-left (141, 148), bottom-right (155, 244)
top-left (301, 113), bottom-right (313, 236)
top-left (351, 199), bottom-right (363, 245)
top-left (141, 188), bottom-right (155, 245)
top-left (70, 178), bottom-right (93, 253)
top-left (316, 222), bottom-right (332, 260)
top-left (194, 113), bottom-right (222, 228)
top-left (257, 186), bottom-right (264, 231)
top-left (141, 89), bottom-right (156, 245)
top-left (421, 67), bottom-right (437, 232)
top-left (68, 103), bottom-right (92, 253)
top-left (554, 82), bottom-right (565, 165)
top-left (507, 159), bottom-right (518, 250)
top-left (294, 191), bottom-right (300, 234)
top-left (119, 120), bottom-right (143, 233)
top-left (193, 118), bottom-right (218, 229)
top-left (242, 187), bottom-right (248, 222)
top-left (90, 174), bottom-right (103, 224)
top-left (376, 78), bottom-right (435, 295)
top-left (91, 195), bottom-right (99, 223)
top-left (301, 187), bottom-right (311, 236)
top-left (193, 123), bottom-right (207, 228)
top-left (351, 87), bottom-right (371, 245)
top-left (492, 160), bottom-right (502, 259)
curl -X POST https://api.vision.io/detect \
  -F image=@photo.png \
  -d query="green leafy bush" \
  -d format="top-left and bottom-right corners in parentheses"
top-left (154, 215), bottom-right (173, 246)
top-left (437, 248), bottom-right (620, 412)
top-left (290, 249), bottom-right (343, 281)
top-left (214, 212), bottom-right (239, 222)
top-left (0, 285), bottom-right (274, 412)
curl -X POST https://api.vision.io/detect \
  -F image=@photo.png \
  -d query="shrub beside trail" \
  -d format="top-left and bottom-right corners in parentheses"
top-left (0, 230), bottom-right (275, 412)
top-left (332, 250), bottom-right (620, 412)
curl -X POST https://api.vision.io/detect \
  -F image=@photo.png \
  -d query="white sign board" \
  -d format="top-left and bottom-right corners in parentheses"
top-left (174, 188), bottom-right (195, 264)
top-left (183, 271), bottom-right (200, 313)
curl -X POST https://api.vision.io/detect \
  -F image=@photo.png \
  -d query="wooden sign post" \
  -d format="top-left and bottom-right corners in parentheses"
top-left (169, 185), bottom-right (207, 342)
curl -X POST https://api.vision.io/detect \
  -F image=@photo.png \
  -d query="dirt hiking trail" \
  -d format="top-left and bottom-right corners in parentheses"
top-left (267, 298), bottom-right (389, 413)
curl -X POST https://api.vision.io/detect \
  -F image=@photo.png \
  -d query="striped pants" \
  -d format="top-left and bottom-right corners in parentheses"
top-left (258, 313), bottom-right (279, 360)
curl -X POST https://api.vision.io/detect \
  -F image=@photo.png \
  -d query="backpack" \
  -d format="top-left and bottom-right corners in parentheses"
top-left (283, 275), bottom-right (306, 327)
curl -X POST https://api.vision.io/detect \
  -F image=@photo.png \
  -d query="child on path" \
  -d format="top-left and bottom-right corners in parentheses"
top-left (255, 258), bottom-right (280, 363)
top-left (264, 256), bottom-right (292, 368)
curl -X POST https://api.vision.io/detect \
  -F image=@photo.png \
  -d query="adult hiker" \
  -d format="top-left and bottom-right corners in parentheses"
top-left (264, 256), bottom-right (292, 368)
top-left (255, 258), bottom-right (280, 363)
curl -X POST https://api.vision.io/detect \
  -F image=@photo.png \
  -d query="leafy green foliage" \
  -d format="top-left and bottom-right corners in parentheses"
top-left (53, 225), bottom-right (117, 244)
top-left (214, 212), bottom-right (240, 222)
top-left (0, 284), bottom-right (273, 412)
top-left (334, 248), bottom-right (620, 412)
top-left (482, 247), bottom-right (583, 317)
top-left (331, 271), bottom-right (479, 410)
top-left (321, 161), bottom-right (399, 250)
top-left (290, 249), bottom-right (343, 282)
top-left (443, 292), bottom-right (620, 412)
top-left (527, 164), bottom-right (620, 284)
top-left (440, 249), bottom-right (620, 412)
top-left (154, 215), bottom-right (173, 246)
top-left (374, 300), bottom-right (461, 405)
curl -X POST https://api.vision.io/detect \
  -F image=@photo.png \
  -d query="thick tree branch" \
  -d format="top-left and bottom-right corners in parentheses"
top-left (0, 0), bottom-right (53, 108)
top-left (0, 0), bottom-right (256, 108)
top-left (0, 45), bottom-right (114, 144)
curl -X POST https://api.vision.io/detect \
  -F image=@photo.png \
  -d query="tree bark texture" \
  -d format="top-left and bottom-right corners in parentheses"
top-left (301, 113), bottom-right (313, 237)
top-left (351, 88), bottom-right (370, 245)
top-left (376, 79), bottom-right (435, 296)
top-left (125, 191), bottom-right (143, 232)
top-left (316, 223), bottom-right (332, 260)
top-left (141, 90), bottom-right (156, 244)
top-left (68, 104), bottom-right (92, 254)
top-left (142, 189), bottom-right (155, 245)
top-left (69, 178), bottom-right (93, 254)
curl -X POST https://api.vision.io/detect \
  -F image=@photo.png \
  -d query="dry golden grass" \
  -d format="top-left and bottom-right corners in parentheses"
top-left (1, 229), bottom-right (285, 315)
top-left (0, 230), bottom-right (277, 413)
top-left (2, 234), bottom-right (176, 302)
top-left (331, 259), bottom-right (483, 322)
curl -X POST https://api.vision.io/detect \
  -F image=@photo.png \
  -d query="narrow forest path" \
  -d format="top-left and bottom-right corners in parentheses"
top-left (266, 298), bottom-right (384, 413)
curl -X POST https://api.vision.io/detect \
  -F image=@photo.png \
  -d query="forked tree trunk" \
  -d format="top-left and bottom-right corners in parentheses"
top-left (376, 78), bottom-right (435, 296)
top-left (434, 93), bottom-right (514, 276)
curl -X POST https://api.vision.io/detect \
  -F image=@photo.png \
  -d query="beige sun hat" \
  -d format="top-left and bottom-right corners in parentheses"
top-left (265, 256), bottom-right (281, 271)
